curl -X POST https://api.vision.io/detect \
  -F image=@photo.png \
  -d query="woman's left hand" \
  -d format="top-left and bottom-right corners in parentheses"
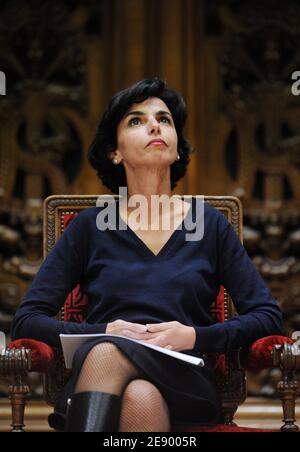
top-left (122, 321), bottom-right (196, 352)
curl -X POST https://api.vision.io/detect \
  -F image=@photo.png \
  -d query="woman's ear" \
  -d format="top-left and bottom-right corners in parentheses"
top-left (109, 150), bottom-right (122, 165)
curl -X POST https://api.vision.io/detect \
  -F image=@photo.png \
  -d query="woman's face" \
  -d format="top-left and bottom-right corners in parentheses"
top-left (113, 97), bottom-right (178, 169)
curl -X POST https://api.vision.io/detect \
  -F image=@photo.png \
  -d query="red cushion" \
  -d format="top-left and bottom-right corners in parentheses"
top-left (242, 335), bottom-right (294, 372)
top-left (8, 339), bottom-right (55, 372)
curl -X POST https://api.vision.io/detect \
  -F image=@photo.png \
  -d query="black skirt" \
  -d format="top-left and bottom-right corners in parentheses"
top-left (49, 337), bottom-right (222, 430)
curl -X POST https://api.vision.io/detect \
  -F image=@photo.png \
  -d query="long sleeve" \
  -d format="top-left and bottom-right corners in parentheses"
top-left (11, 211), bottom-right (107, 347)
top-left (193, 211), bottom-right (283, 353)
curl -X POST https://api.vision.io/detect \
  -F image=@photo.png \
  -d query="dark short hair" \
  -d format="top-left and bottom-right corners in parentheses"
top-left (88, 78), bottom-right (193, 194)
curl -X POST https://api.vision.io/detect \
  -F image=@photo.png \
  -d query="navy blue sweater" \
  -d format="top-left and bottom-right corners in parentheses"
top-left (11, 197), bottom-right (283, 353)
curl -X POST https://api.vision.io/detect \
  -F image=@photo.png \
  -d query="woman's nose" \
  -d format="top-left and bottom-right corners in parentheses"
top-left (149, 119), bottom-right (161, 134)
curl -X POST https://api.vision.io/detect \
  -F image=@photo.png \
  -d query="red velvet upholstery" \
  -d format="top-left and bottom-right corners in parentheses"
top-left (242, 335), bottom-right (294, 373)
top-left (8, 339), bottom-right (55, 373)
top-left (64, 284), bottom-right (89, 323)
top-left (210, 285), bottom-right (225, 323)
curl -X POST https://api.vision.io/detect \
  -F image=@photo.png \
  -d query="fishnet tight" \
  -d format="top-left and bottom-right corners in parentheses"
top-left (119, 379), bottom-right (171, 432)
top-left (74, 342), bottom-right (171, 432)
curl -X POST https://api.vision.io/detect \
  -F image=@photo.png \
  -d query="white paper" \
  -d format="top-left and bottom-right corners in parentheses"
top-left (60, 333), bottom-right (204, 369)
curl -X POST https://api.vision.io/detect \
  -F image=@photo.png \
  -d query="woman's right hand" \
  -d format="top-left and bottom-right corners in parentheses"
top-left (105, 319), bottom-right (147, 337)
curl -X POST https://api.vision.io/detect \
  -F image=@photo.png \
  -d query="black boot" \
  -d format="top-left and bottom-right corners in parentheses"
top-left (65, 391), bottom-right (121, 432)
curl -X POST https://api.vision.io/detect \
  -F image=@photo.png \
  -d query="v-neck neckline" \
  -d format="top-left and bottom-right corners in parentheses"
top-left (117, 197), bottom-right (194, 259)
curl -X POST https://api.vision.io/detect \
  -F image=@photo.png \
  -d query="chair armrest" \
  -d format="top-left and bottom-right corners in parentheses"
top-left (8, 339), bottom-right (55, 373)
top-left (272, 338), bottom-right (300, 432)
top-left (1, 339), bottom-right (54, 432)
top-left (241, 335), bottom-right (294, 372)
top-left (201, 336), bottom-right (293, 376)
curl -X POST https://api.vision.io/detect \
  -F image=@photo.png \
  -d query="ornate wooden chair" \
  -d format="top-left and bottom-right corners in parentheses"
top-left (1, 195), bottom-right (299, 432)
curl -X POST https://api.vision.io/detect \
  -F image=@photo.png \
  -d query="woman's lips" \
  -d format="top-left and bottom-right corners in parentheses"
top-left (147, 139), bottom-right (167, 147)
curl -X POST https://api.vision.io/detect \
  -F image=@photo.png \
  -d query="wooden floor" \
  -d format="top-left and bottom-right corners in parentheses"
top-left (0, 397), bottom-right (299, 432)
top-left (235, 397), bottom-right (300, 430)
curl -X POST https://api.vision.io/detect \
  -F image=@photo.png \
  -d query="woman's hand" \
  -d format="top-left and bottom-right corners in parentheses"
top-left (121, 321), bottom-right (196, 352)
top-left (105, 319), bottom-right (148, 336)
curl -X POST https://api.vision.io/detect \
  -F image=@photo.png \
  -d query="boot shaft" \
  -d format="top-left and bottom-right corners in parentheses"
top-left (65, 391), bottom-right (121, 432)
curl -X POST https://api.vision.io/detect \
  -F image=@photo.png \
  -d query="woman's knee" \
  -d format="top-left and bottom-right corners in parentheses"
top-left (122, 379), bottom-right (170, 413)
top-left (120, 379), bottom-right (171, 431)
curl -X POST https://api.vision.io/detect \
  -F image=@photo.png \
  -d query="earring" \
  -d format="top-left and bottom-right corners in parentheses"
top-left (176, 154), bottom-right (180, 161)
top-left (113, 159), bottom-right (118, 165)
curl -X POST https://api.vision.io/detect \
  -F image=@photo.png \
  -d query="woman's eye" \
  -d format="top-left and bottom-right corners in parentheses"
top-left (159, 116), bottom-right (171, 124)
top-left (129, 117), bottom-right (141, 126)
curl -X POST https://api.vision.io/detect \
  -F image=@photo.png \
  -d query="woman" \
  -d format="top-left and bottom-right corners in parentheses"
top-left (11, 78), bottom-right (283, 432)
